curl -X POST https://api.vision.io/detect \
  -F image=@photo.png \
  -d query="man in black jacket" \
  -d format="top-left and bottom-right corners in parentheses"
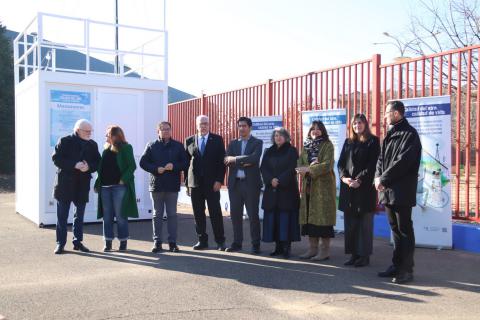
top-left (224, 117), bottom-right (263, 254)
top-left (52, 119), bottom-right (101, 254)
top-left (140, 121), bottom-right (188, 253)
top-left (185, 115), bottom-right (227, 251)
top-left (375, 100), bottom-right (422, 284)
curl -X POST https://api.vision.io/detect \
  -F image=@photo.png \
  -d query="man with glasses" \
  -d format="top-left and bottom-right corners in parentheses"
top-left (375, 100), bottom-right (422, 284)
top-left (140, 121), bottom-right (188, 253)
top-left (52, 119), bottom-right (101, 254)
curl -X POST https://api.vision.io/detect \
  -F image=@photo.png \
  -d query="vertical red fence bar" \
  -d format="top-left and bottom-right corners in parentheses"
top-left (476, 48), bottom-right (480, 220)
top-left (405, 62), bottom-right (410, 98)
top-left (465, 50), bottom-right (472, 218)
top-left (371, 54), bottom-right (382, 138)
top-left (456, 52), bottom-right (462, 216)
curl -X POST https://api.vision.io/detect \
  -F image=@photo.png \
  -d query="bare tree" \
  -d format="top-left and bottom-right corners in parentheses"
top-left (385, 0), bottom-right (479, 213)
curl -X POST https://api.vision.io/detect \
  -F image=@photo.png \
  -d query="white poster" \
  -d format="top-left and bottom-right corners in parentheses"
top-left (301, 109), bottom-right (347, 231)
top-left (50, 89), bottom-right (92, 146)
top-left (251, 115), bottom-right (283, 153)
top-left (400, 95), bottom-right (452, 248)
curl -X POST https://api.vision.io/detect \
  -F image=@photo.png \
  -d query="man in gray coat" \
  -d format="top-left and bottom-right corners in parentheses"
top-left (224, 117), bottom-right (263, 254)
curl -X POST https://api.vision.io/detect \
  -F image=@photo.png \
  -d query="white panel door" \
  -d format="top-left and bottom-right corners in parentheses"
top-left (94, 88), bottom-right (146, 220)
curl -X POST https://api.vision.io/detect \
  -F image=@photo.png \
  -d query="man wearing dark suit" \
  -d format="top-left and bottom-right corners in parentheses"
top-left (52, 119), bottom-right (101, 254)
top-left (185, 115), bottom-right (227, 251)
top-left (224, 117), bottom-right (263, 254)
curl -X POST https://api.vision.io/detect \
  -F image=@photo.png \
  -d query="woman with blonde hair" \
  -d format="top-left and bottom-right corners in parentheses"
top-left (95, 125), bottom-right (138, 251)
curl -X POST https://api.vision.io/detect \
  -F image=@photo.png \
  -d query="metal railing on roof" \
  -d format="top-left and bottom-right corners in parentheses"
top-left (13, 12), bottom-right (167, 84)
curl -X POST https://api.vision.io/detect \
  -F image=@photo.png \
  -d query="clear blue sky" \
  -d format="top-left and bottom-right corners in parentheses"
top-left (0, 0), bottom-right (417, 95)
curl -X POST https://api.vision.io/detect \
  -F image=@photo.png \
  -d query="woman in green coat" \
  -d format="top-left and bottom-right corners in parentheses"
top-left (296, 121), bottom-right (336, 261)
top-left (95, 125), bottom-right (139, 252)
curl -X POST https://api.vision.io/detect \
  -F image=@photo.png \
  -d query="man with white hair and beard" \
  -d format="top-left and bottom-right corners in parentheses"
top-left (52, 119), bottom-right (101, 254)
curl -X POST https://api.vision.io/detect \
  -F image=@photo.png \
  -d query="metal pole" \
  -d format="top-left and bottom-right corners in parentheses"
top-left (115, 0), bottom-right (119, 74)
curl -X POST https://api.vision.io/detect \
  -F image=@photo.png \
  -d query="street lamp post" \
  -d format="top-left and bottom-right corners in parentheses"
top-left (373, 31), bottom-right (441, 61)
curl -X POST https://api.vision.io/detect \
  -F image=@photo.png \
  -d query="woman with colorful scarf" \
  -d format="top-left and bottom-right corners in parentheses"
top-left (296, 120), bottom-right (336, 261)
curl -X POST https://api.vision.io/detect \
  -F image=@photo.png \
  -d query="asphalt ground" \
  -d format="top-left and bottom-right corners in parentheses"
top-left (1, 192), bottom-right (479, 320)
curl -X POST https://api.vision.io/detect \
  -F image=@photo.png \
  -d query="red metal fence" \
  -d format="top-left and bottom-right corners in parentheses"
top-left (169, 46), bottom-right (480, 222)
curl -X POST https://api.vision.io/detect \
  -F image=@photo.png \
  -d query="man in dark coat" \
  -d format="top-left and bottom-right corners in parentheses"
top-left (224, 117), bottom-right (263, 254)
top-left (140, 121), bottom-right (188, 253)
top-left (375, 100), bottom-right (422, 284)
top-left (184, 115), bottom-right (227, 251)
top-left (52, 119), bottom-right (101, 254)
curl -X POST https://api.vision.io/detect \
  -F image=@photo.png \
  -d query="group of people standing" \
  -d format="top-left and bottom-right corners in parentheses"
top-left (52, 100), bottom-right (421, 285)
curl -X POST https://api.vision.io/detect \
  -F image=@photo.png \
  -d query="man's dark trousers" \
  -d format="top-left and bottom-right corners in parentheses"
top-left (385, 204), bottom-right (415, 273)
top-left (229, 179), bottom-right (261, 247)
top-left (191, 178), bottom-right (225, 244)
top-left (56, 200), bottom-right (86, 246)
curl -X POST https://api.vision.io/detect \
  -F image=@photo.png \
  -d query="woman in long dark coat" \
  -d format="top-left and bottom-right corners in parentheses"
top-left (260, 127), bottom-right (300, 259)
top-left (338, 114), bottom-right (380, 267)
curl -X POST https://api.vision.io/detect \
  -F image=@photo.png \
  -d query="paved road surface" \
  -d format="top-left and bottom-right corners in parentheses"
top-left (1, 193), bottom-right (479, 319)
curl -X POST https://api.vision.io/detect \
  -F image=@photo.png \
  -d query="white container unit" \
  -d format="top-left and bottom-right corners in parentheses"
top-left (14, 13), bottom-right (168, 226)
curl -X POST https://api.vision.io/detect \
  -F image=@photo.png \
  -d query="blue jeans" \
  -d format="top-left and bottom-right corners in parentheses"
top-left (56, 200), bottom-right (86, 246)
top-left (101, 185), bottom-right (129, 241)
top-left (151, 192), bottom-right (178, 243)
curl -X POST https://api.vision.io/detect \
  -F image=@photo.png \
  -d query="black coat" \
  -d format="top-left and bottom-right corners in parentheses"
top-left (338, 136), bottom-right (380, 213)
top-left (140, 138), bottom-right (188, 192)
top-left (52, 134), bottom-right (101, 203)
top-left (375, 118), bottom-right (422, 207)
top-left (260, 143), bottom-right (300, 212)
top-left (184, 133), bottom-right (226, 190)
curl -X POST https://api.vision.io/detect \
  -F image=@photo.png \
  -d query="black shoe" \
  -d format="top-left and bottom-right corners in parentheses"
top-left (151, 242), bottom-right (163, 253)
top-left (270, 242), bottom-right (284, 256)
top-left (193, 241), bottom-right (209, 250)
top-left (378, 265), bottom-right (398, 278)
top-left (119, 240), bottom-right (127, 251)
top-left (251, 244), bottom-right (261, 254)
top-left (225, 243), bottom-right (242, 252)
top-left (73, 242), bottom-right (90, 252)
top-left (103, 240), bottom-right (112, 252)
top-left (54, 245), bottom-right (64, 254)
top-left (169, 242), bottom-right (180, 253)
top-left (392, 272), bottom-right (414, 284)
top-left (344, 255), bottom-right (359, 266)
top-left (354, 256), bottom-right (370, 267)
top-left (217, 242), bottom-right (227, 251)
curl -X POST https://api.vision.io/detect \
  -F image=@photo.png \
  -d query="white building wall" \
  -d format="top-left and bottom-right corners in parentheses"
top-left (15, 70), bottom-right (167, 226)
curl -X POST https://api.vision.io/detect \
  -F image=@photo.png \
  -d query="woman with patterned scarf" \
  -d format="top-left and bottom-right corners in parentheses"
top-left (296, 120), bottom-right (336, 261)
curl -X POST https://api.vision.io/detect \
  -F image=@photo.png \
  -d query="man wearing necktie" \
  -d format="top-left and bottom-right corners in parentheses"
top-left (184, 115), bottom-right (227, 251)
top-left (224, 117), bottom-right (263, 254)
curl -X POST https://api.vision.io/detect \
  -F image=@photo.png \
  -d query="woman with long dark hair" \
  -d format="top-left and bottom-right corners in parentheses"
top-left (296, 120), bottom-right (336, 261)
top-left (338, 114), bottom-right (380, 267)
top-left (95, 125), bottom-right (138, 251)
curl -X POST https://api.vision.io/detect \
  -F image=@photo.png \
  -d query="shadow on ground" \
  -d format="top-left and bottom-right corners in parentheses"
top-left (48, 210), bottom-right (480, 305)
